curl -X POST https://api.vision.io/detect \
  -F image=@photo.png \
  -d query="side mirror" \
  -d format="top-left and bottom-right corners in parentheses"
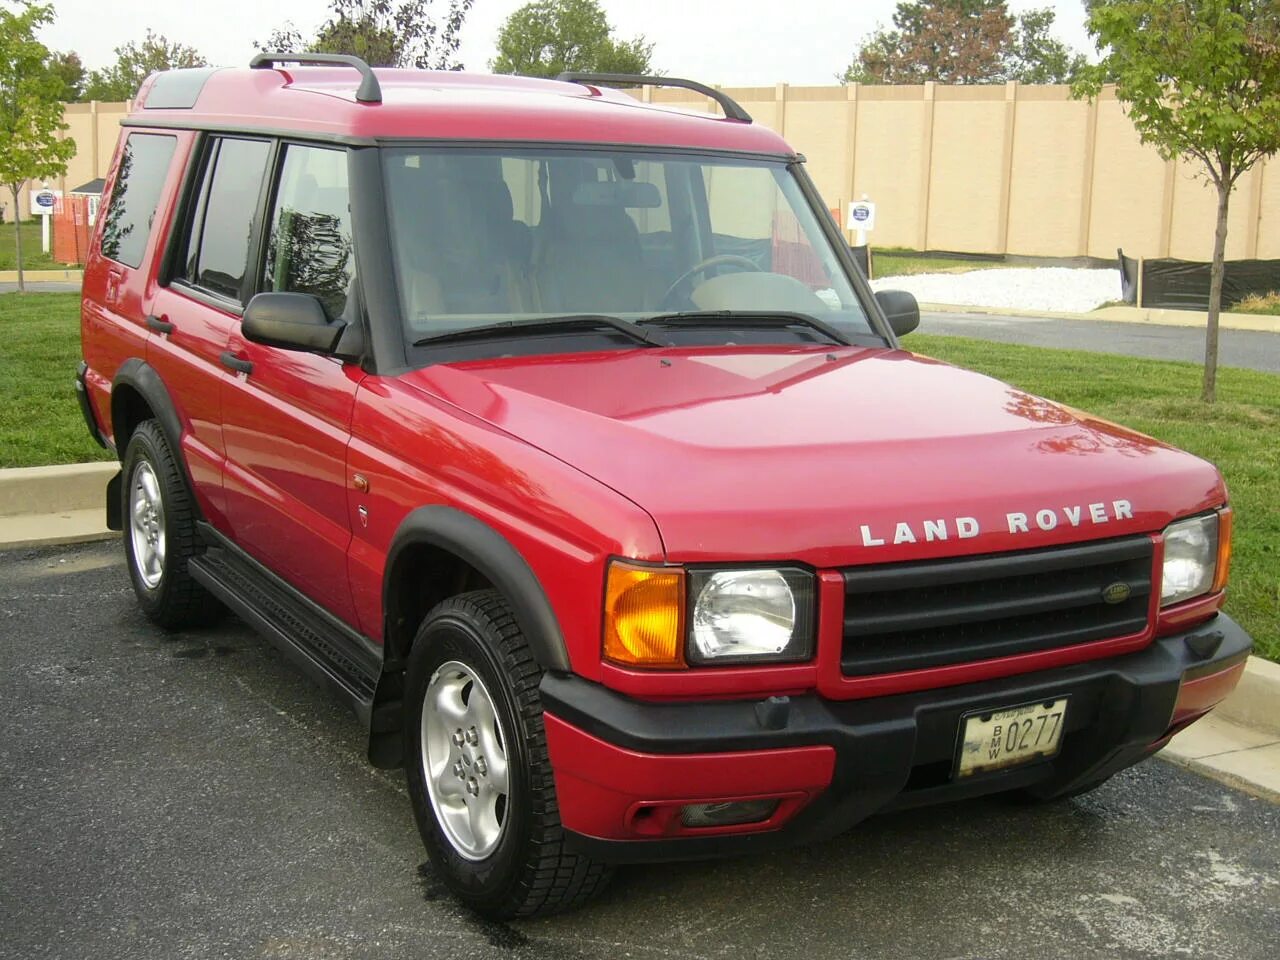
top-left (243, 292), bottom-right (345, 353)
top-left (874, 289), bottom-right (920, 337)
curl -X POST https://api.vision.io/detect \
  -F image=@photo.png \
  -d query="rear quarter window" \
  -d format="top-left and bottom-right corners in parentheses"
top-left (99, 133), bottom-right (178, 269)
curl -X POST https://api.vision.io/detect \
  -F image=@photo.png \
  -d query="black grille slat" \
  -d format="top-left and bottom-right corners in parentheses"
top-left (844, 578), bottom-right (1151, 635)
top-left (843, 536), bottom-right (1152, 593)
top-left (841, 536), bottom-right (1154, 677)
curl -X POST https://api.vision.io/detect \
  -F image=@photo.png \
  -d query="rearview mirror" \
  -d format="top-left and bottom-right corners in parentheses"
top-left (874, 289), bottom-right (920, 337)
top-left (243, 292), bottom-right (345, 354)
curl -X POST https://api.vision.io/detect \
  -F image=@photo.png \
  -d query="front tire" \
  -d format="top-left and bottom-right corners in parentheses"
top-left (404, 590), bottom-right (611, 919)
top-left (121, 420), bottom-right (222, 629)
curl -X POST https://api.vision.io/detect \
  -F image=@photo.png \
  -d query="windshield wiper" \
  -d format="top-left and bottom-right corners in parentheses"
top-left (637, 310), bottom-right (852, 346)
top-left (412, 314), bottom-right (667, 348)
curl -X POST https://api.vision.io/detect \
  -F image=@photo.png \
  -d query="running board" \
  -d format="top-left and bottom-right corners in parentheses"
top-left (189, 523), bottom-right (381, 725)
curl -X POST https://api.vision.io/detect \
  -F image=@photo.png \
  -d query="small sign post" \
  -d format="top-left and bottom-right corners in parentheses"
top-left (32, 186), bottom-right (59, 255)
top-left (848, 195), bottom-right (876, 247)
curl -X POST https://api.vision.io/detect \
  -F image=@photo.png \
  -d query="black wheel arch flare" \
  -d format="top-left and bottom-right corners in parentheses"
top-left (111, 360), bottom-right (192, 483)
top-left (382, 505), bottom-right (572, 674)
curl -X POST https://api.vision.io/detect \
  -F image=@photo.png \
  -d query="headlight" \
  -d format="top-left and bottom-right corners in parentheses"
top-left (688, 568), bottom-right (815, 664)
top-left (1161, 514), bottom-right (1219, 607)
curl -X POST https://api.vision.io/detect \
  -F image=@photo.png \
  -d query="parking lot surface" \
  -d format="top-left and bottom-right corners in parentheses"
top-left (2, 540), bottom-right (1277, 960)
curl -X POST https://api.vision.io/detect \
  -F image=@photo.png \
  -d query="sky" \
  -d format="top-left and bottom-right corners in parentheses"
top-left (40, 0), bottom-right (1097, 85)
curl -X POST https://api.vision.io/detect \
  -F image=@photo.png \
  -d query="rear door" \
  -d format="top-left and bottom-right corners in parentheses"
top-left (220, 142), bottom-right (362, 626)
top-left (147, 135), bottom-right (273, 530)
top-left (82, 131), bottom-right (182, 444)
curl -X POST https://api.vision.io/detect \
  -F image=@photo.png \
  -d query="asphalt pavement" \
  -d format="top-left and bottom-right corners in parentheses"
top-left (919, 310), bottom-right (1280, 373)
top-left (2, 539), bottom-right (1278, 960)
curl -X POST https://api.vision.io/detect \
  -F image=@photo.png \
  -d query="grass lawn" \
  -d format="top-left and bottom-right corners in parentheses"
top-left (905, 332), bottom-right (1279, 663)
top-left (2, 293), bottom-right (1275, 660)
top-left (0, 292), bottom-right (112, 468)
top-left (872, 247), bottom-right (1006, 279)
top-left (0, 220), bottom-right (61, 272)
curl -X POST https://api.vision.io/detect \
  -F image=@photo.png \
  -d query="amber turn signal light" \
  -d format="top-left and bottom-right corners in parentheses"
top-left (1212, 507), bottom-right (1232, 594)
top-left (603, 561), bottom-right (685, 668)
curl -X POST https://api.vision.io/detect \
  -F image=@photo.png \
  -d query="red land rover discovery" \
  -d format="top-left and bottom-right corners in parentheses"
top-left (77, 57), bottom-right (1252, 918)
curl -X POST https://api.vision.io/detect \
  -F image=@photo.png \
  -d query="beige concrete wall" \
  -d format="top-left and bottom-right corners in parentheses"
top-left (643, 83), bottom-right (1278, 262)
top-left (8, 101), bottom-right (129, 221)
top-left (64, 89), bottom-right (1280, 262)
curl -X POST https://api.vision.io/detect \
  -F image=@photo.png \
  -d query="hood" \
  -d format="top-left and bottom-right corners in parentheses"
top-left (403, 346), bottom-right (1225, 565)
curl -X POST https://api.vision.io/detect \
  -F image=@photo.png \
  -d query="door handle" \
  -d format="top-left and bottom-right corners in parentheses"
top-left (145, 315), bottom-right (174, 334)
top-left (219, 351), bottom-right (253, 375)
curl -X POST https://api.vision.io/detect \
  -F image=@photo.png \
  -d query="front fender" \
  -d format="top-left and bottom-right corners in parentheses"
top-left (383, 505), bottom-right (571, 673)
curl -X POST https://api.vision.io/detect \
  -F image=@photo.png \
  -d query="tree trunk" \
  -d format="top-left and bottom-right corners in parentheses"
top-left (11, 185), bottom-right (24, 295)
top-left (1202, 183), bottom-right (1231, 403)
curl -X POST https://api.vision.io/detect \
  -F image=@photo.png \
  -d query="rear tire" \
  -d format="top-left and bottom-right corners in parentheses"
top-left (121, 420), bottom-right (222, 629)
top-left (404, 590), bottom-right (612, 919)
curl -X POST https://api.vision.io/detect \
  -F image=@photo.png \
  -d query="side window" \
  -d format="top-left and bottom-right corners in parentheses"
top-left (100, 133), bottom-right (177, 268)
top-left (262, 145), bottom-right (354, 318)
top-left (178, 137), bottom-right (271, 301)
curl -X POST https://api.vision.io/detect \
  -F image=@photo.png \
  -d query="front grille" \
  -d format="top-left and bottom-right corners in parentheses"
top-left (840, 536), bottom-right (1154, 676)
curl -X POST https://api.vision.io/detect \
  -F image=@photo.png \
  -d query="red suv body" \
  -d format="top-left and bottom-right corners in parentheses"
top-left (78, 59), bottom-right (1251, 918)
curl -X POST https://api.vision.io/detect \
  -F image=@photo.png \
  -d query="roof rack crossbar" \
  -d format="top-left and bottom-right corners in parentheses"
top-left (250, 52), bottom-right (382, 104)
top-left (555, 72), bottom-right (752, 123)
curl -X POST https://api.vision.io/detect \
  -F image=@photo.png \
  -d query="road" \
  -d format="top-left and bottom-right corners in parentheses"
top-left (920, 310), bottom-right (1280, 373)
top-left (2, 539), bottom-right (1277, 960)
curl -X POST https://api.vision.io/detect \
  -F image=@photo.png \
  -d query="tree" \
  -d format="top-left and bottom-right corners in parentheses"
top-left (47, 50), bottom-right (85, 101)
top-left (1075, 1), bottom-right (1280, 403)
top-left (1006, 8), bottom-right (1088, 84)
top-left (258, 0), bottom-right (475, 69)
top-left (491, 0), bottom-right (655, 79)
top-left (0, 3), bottom-right (76, 291)
top-left (83, 30), bottom-right (205, 102)
top-left (840, 1), bottom-right (1084, 85)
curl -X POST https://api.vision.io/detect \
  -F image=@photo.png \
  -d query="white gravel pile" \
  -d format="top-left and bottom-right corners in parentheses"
top-left (870, 267), bottom-right (1122, 314)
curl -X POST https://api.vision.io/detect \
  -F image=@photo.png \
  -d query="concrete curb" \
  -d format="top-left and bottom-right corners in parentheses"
top-left (0, 462), bottom-right (117, 517)
top-left (1218, 656), bottom-right (1280, 739)
top-left (0, 268), bottom-right (83, 282)
top-left (917, 301), bottom-right (1280, 334)
top-left (0, 462), bottom-right (117, 550)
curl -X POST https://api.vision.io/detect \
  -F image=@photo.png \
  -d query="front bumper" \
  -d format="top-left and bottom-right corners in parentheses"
top-left (541, 613), bottom-right (1251, 863)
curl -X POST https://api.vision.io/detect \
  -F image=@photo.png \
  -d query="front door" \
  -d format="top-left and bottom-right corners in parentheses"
top-left (219, 142), bottom-right (363, 627)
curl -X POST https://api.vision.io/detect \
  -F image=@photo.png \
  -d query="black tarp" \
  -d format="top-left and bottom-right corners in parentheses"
top-left (1118, 248), bottom-right (1280, 309)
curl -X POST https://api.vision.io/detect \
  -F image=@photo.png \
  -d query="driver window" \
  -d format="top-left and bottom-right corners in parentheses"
top-left (262, 145), bottom-right (355, 319)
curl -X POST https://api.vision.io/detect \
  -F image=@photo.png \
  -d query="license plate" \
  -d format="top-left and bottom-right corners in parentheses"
top-left (955, 698), bottom-right (1068, 777)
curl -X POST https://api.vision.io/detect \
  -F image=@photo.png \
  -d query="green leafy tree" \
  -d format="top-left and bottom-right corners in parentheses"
top-left (491, 0), bottom-right (655, 79)
top-left (258, 0), bottom-right (474, 69)
top-left (0, 2), bottom-right (76, 291)
top-left (1075, 1), bottom-right (1280, 403)
top-left (84, 30), bottom-right (205, 102)
top-left (840, 1), bottom-right (1084, 85)
top-left (47, 50), bottom-right (85, 101)
top-left (1006, 8), bottom-right (1088, 84)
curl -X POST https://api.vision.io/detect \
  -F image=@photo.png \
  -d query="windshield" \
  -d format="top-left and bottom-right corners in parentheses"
top-left (381, 147), bottom-right (878, 354)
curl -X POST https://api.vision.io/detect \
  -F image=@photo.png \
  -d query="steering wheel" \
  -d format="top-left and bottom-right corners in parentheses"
top-left (661, 254), bottom-right (763, 308)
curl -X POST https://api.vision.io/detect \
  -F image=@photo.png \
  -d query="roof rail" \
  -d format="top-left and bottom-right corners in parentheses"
top-left (250, 52), bottom-right (382, 104)
top-left (556, 72), bottom-right (752, 123)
